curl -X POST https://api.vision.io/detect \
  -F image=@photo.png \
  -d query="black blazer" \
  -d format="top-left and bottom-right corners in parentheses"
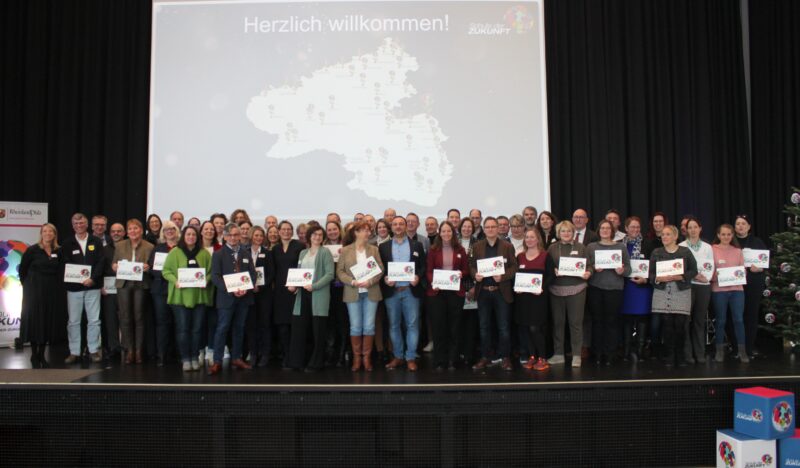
top-left (378, 237), bottom-right (427, 299)
top-left (211, 244), bottom-right (256, 308)
top-left (61, 235), bottom-right (105, 291)
top-left (249, 245), bottom-right (275, 290)
top-left (577, 229), bottom-right (600, 246)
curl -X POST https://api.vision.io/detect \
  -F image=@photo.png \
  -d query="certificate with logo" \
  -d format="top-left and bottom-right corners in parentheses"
top-left (717, 266), bottom-right (747, 287)
top-left (286, 268), bottom-right (314, 287)
top-left (514, 273), bottom-right (543, 294)
top-left (742, 249), bottom-right (770, 269)
top-left (432, 269), bottom-right (461, 291)
top-left (656, 259), bottom-right (684, 277)
top-left (224, 272), bottom-right (254, 292)
top-left (594, 250), bottom-right (623, 269)
top-left (116, 261), bottom-right (144, 281)
top-left (152, 252), bottom-right (168, 271)
top-left (177, 268), bottom-right (206, 288)
top-left (103, 276), bottom-right (117, 294)
top-left (255, 266), bottom-right (266, 286)
top-left (697, 260), bottom-right (714, 282)
top-left (350, 256), bottom-right (382, 282)
top-left (628, 260), bottom-right (649, 279)
top-left (387, 262), bottom-right (415, 282)
top-left (324, 245), bottom-right (342, 263)
top-left (477, 256), bottom-right (505, 277)
top-left (558, 257), bottom-right (586, 277)
top-left (64, 264), bottom-right (91, 284)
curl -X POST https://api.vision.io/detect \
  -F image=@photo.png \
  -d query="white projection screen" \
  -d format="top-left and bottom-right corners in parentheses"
top-left (148, 0), bottom-right (549, 222)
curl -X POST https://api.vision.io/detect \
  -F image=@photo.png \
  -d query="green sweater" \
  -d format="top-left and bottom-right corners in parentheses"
top-left (292, 247), bottom-right (335, 317)
top-left (162, 247), bottom-right (213, 308)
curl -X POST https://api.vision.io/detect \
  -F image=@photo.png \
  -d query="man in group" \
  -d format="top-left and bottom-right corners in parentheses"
top-left (425, 216), bottom-right (438, 245)
top-left (470, 217), bottom-right (517, 371)
top-left (100, 222), bottom-right (126, 359)
top-left (447, 209), bottom-right (461, 228)
top-left (470, 209), bottom-right (486, 240)
top-left (572, 209), bottom-right (599, 245)
top-left (383, 208), bottom-right (397, 224)
top-left (605, 209), bottom-right (626, 241)
top-left (326, 212), bottom-right (341, 224)
top-left (364, 214), bottom-right (377, 235)
top-left (61, 213), bottom-right (106, 363)
top-left (497, 215), bottom-right (511, 240)
top-left (353, 212), bottom-right (365, 223)
top-left (379, 216), bottom-right (426, 371)
top-left (170, 211), bottom-right (185, 230)
top-left (522, 206), bottom-right (538, 229)
top-left (91, 215), bottom-right (112, 247)
top-left (264, 215), bottom-right (278, 230)
top-left (406, 213), bottom-right (430, 253)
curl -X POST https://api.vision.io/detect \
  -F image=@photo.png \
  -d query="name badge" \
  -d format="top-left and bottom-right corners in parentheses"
top-left (88, 245), bottom-right (95, 251)
top-left (457, 254), bottom-right (462, 259)
top-left (520, 264), bottom-right (526, 269)
top-left (570, 251), bottom-right (579, 255)
top-left (502, 258), bottom-right (508, 264)
top-left (413, 251), bottom-right (419, 257)
top-left (51, 253), bottom-right (58, 258)
top-left (188, 260), bottom-right (197, 265)
top-left (72, 249), bottom-right (80, 255)
top-left (242, 258), bottom-right (249, 264)
top-left (719, 260), bottom-right (726, 265)
top-left (258, 253), bottom-right (266, 258)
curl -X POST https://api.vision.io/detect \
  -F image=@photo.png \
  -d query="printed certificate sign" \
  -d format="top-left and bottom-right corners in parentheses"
top-left (103, 276), bottom-right (117, 294)
top-left (514, 273), bottom-right (543, 294)
top-left (697, 260), bottom-right (714, 282)
top-left (594, 250), bottom-right (623, 269)
top-left (324, 245), bottom-right (342, 263)
top-left (224, 272), bottom-right (254, 292)
top-left (350, 256), bottom-right (381, 282)
top-left (717, 266), bottom-right (748, 287)
top-left (656, 259), bottom-right (684, 277)
top-left (286, 268), bottom-right (314, 287)
top-left (152, 252), bottom-right (168, 271)
top-left (255, 266), bottom-right (265, 286)
top-left (64, 264), bottom-right (91, 284)
top-left (628, 260), bottom-right (649, 279)
top-left (476, 256), bottom-right (505, 277)
top-left (177, 268), bottom-right (206, 288)
top-left (432, 269), bottom-right (461, 291)
top-left (558, 257), bottom-right (586, 277)
top-left (387, 262), bottom-right (415, 282)
top-left (116, 261), bottom-right (144, 281)
top-left (743, 249), bottom-right (770, 269)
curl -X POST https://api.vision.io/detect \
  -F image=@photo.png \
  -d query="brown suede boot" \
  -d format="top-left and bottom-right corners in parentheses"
top-left (362, 336), bottom-right (374, 372)
top-left (350, 336), bottom-right (363, 372)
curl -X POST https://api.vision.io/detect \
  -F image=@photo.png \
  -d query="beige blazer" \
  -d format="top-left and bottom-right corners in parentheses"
top-left (336, 243), bottom-right (384, 303)
top-left (112, 239), bottom-right (154, 289)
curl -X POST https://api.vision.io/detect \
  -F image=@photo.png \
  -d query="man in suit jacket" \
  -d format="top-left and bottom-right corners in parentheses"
top-left (469, 217), bottom-right (518, 371)
top-left (61, 212), bottom-right (106, 364)
top-left (209, 223), bottom-right (257, 375)
top-left (379, 216), bottom-right (427, 371)
top-left (572, 208), bottom-right (599, 245)
top-left (91, 214), bottom-right (113, 247)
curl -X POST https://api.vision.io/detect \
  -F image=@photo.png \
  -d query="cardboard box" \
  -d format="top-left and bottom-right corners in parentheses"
top-left (735, 387), bottom-right (795, 440)
top-left (779, 429), bottom-right (800, 468)
top-left (717, 429), bottom-right (776, 468)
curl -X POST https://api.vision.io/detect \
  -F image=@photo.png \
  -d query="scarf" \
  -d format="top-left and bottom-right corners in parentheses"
top-left (624, 234), bottom-right (643, 259)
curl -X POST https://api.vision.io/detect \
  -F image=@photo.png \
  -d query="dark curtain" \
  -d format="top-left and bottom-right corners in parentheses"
top-left (545, 0), bottom-right (752, 235)
top-left (0, 0), bottom-right (151, 235)
top-left (749, 0), bottom-right (800, 239)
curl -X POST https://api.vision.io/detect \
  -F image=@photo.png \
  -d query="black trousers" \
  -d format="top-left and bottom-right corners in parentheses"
top-left (101, 293), bottom-right (121, 354)
top-left (286, 291), bottom-right (327, 370)
top-left (660, 314), bottom-right (688, 362)
top-left (427, 292), bottom-right (465, 366)
top-left (588, 287), bottom-right (623, 357)
top-left (460, 309), bottom-right (479, 364)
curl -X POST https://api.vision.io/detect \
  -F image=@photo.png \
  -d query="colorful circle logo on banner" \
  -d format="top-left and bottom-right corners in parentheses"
top-left (719, 441), bottom-right (735, 467)
top-left (503, 6), bottom-right (534, 33)
top-left (772, 401), bottom-right (793, 431)
top-left (0, 240), bottom-right (27, 322)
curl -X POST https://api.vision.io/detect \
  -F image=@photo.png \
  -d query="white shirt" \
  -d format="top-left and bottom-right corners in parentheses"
top-left (613, 231), bottom-right (626, 242)
top-left (679, 239), bottom-right (714, 285)
top-left (510, 237), bottom-right (525, 255)
top-left (574, 228), bottom-right (587, 243)
top-left (76, 234), bottom-right (88, 254)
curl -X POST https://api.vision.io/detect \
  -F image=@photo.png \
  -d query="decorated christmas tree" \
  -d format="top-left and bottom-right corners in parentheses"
top-left (763, 188), bottom-right (800, 348)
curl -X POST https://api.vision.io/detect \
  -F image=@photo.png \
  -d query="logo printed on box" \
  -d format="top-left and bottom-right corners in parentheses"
top-left (719, 441), bottom-right (735, 467)
top-left (773, 401), bottom-right (792, 431)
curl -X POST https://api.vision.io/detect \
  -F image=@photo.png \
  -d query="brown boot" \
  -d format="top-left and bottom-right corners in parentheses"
top-left (362, 336), bottom-right (374, 372)
top-left (350, 336), bottom-right (363, 372)
top-left (125, 350), bottom-right (134, 365)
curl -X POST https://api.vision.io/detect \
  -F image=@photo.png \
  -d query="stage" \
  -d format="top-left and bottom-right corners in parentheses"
top-left (1, 346), bottom-right (799, 467)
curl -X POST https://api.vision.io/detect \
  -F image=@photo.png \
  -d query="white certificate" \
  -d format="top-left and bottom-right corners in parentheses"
top-left (432, 269), bottom-right (461, 291)
top-left (558, 257), bottom-right (587, 277)
top-left (255, 266), bottom-right (266, 286)
top-left (350, 256), bottom-right (382, 283)
top-left (656, 259), bottom-right (684, 277)
top-left (476, 256), bottom-right (505, 277)
top-left (152, 252), bottom-right (168, 271)
top-left (177, 268), bottom-right (206, 288)
top-left (514, 273), bottom-right (543, 294)
top-left (286, 268), bottom-right (314, 287)
top-left (103, 276), bottom-right (117, 294)
top-left (224, 272), bottom-right (254, 292)
top-left (64, 264), bottom-right (92, 284)
top-left (387, 262), bottom-right (415, 282)
top-left (743, 249), bottom-right (770, 269)
top-left (463, 295), bottom-right (478, 310)
top-left (594, 250), bottom-right (623, 269)
top-left (696, 260), bottom-right (715, 282)
top-left (324, 245), bottom-right (342, 263)
top-left (717, 266), bottom-right (747, 287)
top-left (628, 260), bottom-right (649, 279)
top-left (116, 261), bottom-right (144, 281)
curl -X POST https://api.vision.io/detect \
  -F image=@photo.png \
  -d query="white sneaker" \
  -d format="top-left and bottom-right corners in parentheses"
top-left (572, 356), bottom-right (582, 368)
top-left (182, 361), bottom-right (192, 372)
top-left (223, 346), bottom-right (231, 360)
top-left (198, 349), bottom-right (205, 363)
top-left (206, 349), bottom-right (214, 366)
top-left (548, 354), bottom-right (565, 365)
top-left (423, 341), bottom-right (434, 353)
top-left (191, 360), bottom-right (200, 371)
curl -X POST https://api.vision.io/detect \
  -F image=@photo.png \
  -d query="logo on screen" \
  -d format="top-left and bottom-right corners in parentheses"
top-left (773, 401), bottom-right (792, 431)
top-left (504, 6), bottom-right (535, 33)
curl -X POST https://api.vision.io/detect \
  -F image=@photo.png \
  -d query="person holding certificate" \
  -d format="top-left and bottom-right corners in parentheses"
top-left (336, 221), bottom-right (384, 371)
top-left (271, 220), bottom-right (305, 366)
top-left (678, 217), bottom-right (714, 363)
top-left (734, 214), bottom-right (768, 360)
top-left (161, 226), bottom-right (212, 371)
top-left (620, 216), bottom-right (655, 362)
top-left (147, 220), bottom-right (179, 366)
top-left (547, 220), bottom-right (592, 367)
top-left (324, 221), bottom-right (350, 368)
top-left (286, 225), bottom-right (335, 372)
top-left (648, 225), bottom-right (697, 367)
top-left (425, 221), bottom-right (470, 371)
top-left (469, 217), bottom-right (518, 371)
top-left (514, 228), bottom-right (554, 371)
top-left (100, 222), bottom-right (125, 361)
top-left (246, 226), bottom-right (274, 368)
top-left (208, 223), bottom-right (257, 375)
top-left (711, 224), bottom-right (748, 363)
top-left (112, 219), bottom-right (154, 365)
top-left (457, 217), bottom-right (479, 365)
top-left (19, 223), bottom-right (65, 368)
top-left (586, 220), bottom-right (631, 366)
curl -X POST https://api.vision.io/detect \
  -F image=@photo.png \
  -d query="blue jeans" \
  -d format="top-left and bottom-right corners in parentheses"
top-left (477, 289), bottom-right (511, 359)
top-left (172, 304), bottom-right (206, 363)
top-left (213, 301), bottom-right (249, 364)
top-left (346, 293), bottom-right (378, 336)
top-left (384, 288), bottom-right (420, 361)
top-left (66, 289), bottom-right (101, 355)
top-left (713, 290), bottom-right (745, 345)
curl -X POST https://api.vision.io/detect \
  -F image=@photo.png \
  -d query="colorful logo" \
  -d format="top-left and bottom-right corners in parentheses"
top-left (449, 274), bottom-right (460, 283)
top-left (0, 239), bottom-right (28, 300)
top-left (493, 260), bottom-right (503, 268)
top-left (719, 441), bottom-right (735, 467)
top-left (531, 277), bottom-right (541, 286)
top-left (773, 401), bottom-right (793, 431)
top-left (673, 261), bottom-right (682, 269)
top-left (132, 265), bottom-right (143, 274)
top-left (403, 265), bottom-right (414, 274)
top-left (611, 253), bottom-right (621, 262)
top-left (734, 269), bottom-right (745, 279)
top-left (758, 253), bottom-right (769, 262)
top-left (637, 263), bottom-right (648, 272)
top-left (751, 409), bottom-right (763, 422)
top-left (195, 272), bottom-right (204, 280)
top-left (575, 261), bottom-right (585, 270)
top-left (241, 275), bottom-right (251, 284)
top-left (503, 5), bottom-right (534, 33)
top-left (366, 260), bottom-right (377, 269)
top-left (0, 209), bottom-right (5, 219)
top-left (303, 272), bottom-right (313, 280)
top-left (762, 454), bottom-right (773, 465)
top-left (703, 262), bottom-right (713, 270)
top-left (80, 268), bottom-right (90, 277)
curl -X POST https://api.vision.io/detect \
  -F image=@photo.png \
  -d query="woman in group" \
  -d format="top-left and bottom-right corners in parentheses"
top-left (711, 224), bottom-right (748, 363)
top-left (286, 225), bottom-right (335, 372)
top-left (198, 220), bottom-right (220, 365)
top-left (547, 220), bottom-right (593, 367)
top-left (646, 211), bottom-right (669, 358)
top-left (586, 220), bottom-right (631, 366)
top-left (187, 217), bottom-right (201, 229)
top-left (113, 219), bottom-right (154, 365)
top-left (620, 216), bottom-right (654, 361)
top-left (373, 219), bottom-right (391, 245)
top-left (246, 226), bottom-right (274, 367)
top-left (649, 225), bottom-right (697, 367)
top-left (148, 220), bottom-right (180, 366)
top-left (271, 220), bottom-right (305, 365)
top-left (238, 221), bottom-right (253, 247)
top-left (536, 211), bottom-right (559, 247)
top-left (324, 220), bottom-right (350, 367)
top-left (162, 226), bottom-right (212, 371)
top-left (508, 214), bottom-right (526, 255)
top-left (514, 227), bottom-right (554, 371)
top-left (679, 217), bottom-right (714, 363)
top-left (19, 223), bottom-right (65, 368)
top-left (210, 213), bottom-right (227, 245)
top-left (647, 212), bottom-right (668, 249)
top-left (266, 226), bottom-right (280, 250)
top-left (296, 223), bottom-right (308, 246)
top-left (734, 214), bottom-right (768, 360)
top-left (229, 209), bottom-right (252, 226)
top-left (336, 221), bottom-right (385, 371)
top-left (458, 217), bottom-right (480, 365)
top-left (145, 214), bottom-right (162, 245)
top-left (425, 221), bottom-right (470, 371)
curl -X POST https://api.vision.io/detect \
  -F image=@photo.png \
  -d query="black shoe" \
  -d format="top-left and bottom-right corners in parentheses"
top-left (304, 366), bottom-right (320, 373)
top-left (256, 356), bottom-right (269, 368)
top-left (156, 356), bottom-right (165, 367)
top-left (447, 361), bottom-right (456, 371)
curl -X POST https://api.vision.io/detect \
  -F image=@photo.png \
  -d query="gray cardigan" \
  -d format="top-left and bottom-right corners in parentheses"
top-left (586, 242), bottom-right (631, 290)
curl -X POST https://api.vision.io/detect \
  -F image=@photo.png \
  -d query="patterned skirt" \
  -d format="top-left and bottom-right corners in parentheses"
top-left (651, 282), bottom-right (691, 315)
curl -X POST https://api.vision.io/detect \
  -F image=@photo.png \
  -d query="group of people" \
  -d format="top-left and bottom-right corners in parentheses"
top-left (17, 205), bottom-right (768, 374)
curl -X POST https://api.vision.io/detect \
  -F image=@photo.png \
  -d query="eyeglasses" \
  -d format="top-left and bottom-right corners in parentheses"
top-left (510, 224), bottom-right (523, 228)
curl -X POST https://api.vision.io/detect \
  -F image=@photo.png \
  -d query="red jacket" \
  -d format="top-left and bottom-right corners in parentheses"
top-left (425, 244), bottom-right (470, 297)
